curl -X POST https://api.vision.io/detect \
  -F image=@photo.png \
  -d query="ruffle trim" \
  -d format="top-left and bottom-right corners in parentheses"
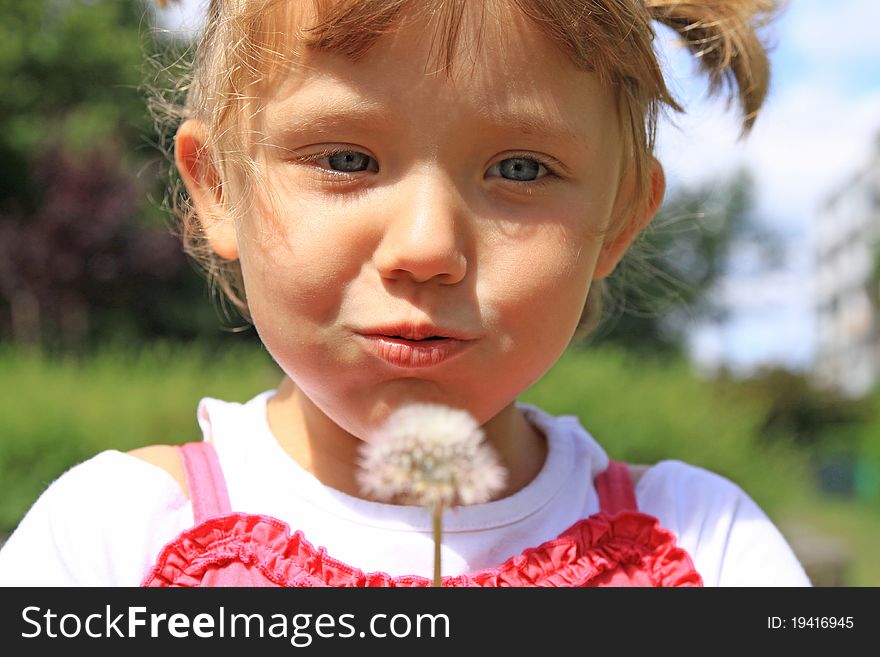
top-left (142, 511), bottom-right (703, 587)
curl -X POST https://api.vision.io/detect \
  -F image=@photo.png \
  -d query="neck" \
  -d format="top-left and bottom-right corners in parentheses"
top-left (265, 377), bottom-right (547, 502)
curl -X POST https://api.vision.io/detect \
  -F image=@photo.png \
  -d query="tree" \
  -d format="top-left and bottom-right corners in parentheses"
top-left (588, 170), bottom-right (784, 355)
top-left (0, 0), bottom-right (241, 348)
top-left (0, 145), bottom-right (186, 346)
top-left (0, 0), bottom-right (154, 209)
top-left (716, 366), bottom-right (875, 449)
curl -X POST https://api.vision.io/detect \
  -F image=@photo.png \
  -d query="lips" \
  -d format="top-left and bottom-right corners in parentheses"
top-left (360, 323), bottom-right (476, 342)
top-left (354, 323), bottom-right (477, 368)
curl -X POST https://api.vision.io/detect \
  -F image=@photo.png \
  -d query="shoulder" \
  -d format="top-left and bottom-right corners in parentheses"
top-left (635, 460), bottom-right (811, 586)
top-left (127, 444), bottom-right (189, 498)
top-left (626, 463), bottom-right (650, 487)
top-left (638, 459), bottom-right (744, 505)
top-left (0, 450), bottom-right (191, 586)
top-left (23, 448), bottom-right (189, 511)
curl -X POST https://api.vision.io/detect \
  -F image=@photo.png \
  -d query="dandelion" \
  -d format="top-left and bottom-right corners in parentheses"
top-left (357, 403), bottom-right (507, 586)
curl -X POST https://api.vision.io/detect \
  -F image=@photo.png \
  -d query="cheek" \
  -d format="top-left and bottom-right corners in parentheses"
top-left (481, 220), bottom-right (600, 335)
top-left (236, 192), bottom-right (367, 321)
top-left (473, 234), bottom-right (596, 395)
top-left (237, 218), bottom-right (355, 380)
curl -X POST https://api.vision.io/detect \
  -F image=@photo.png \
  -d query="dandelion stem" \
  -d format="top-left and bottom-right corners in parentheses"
top-left (433, 501), bottom-right (443, 587)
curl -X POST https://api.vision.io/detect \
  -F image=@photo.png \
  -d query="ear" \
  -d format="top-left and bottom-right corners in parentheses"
top-left (593, 158), bottom-right (665, 280)
top-left (174, 119), bottom-right (239, 260)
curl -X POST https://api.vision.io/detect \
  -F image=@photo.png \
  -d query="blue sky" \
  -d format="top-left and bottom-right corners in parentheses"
top-left (155, 0), bottom-right (880, 375)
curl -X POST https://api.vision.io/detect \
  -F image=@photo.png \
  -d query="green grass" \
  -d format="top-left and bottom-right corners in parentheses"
top-left (0, 340), bottom-right (280, 531)
top-left (520, 346), bottom-right (813, 515)
top-left (778, 494), bottom-right (880, 587)
top-left (1, 340), bottom-right (875, 585)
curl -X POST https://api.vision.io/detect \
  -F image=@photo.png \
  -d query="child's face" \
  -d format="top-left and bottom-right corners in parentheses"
top-left (196, 6), bottom-right (645, 438)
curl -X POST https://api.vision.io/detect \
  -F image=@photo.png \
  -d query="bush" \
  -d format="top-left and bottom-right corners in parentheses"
top-left (0, 340), bottom-right (278, 533)
top-left (520, 346), bottom-right (812, 512)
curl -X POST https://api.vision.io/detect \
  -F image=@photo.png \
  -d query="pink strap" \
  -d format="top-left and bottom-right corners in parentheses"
top-left (595, 460), bottom-right (638, 514)
top-left (178, 442), bottom-right (232, 523)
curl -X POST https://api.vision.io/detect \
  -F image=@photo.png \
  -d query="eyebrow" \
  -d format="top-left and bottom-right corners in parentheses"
top-left (265, 97), bottom-right (391, 142)
top-left (266, 96), bottom-right (589, 153)
top-left (473, 104), bottom-right (590, 151)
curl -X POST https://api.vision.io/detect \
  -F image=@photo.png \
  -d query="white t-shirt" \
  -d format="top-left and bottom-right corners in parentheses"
top-left (0, 391), bottom-right (811, 586)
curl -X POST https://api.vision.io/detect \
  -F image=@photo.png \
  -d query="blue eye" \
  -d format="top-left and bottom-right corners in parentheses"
top-left (489, 157), bottom-right (547, 182)
top-left (325, 151), bottom-right (375, 173)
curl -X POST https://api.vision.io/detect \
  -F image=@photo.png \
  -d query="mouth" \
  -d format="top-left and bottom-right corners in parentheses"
top-left (360, 323), bottom-right (476, 342)
top-left (354, 324), bottom-right (477, 368)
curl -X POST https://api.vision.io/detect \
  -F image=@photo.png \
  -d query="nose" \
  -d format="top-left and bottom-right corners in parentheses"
top-left (373, 172), bottom-right (469, 285)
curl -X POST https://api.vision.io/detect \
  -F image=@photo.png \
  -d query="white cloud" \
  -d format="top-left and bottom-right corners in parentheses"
top-left (745, 84), bottom-right (880, 230)
top-left (656, 30), bottom-right (880, 233)
top-left (691, 304), bottom-right (815, 375)
top-left (784, 0), bottom-right (880, 63)
top-left (151, 0), bottom-right (208, 37)
top-left (657, 85), bottom-right (880, 235)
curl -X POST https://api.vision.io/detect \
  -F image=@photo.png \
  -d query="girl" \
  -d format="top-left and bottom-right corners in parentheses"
top-left (0, 0), bottom-right (810, 586)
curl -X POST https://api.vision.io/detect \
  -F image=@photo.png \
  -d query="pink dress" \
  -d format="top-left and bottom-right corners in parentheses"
top-left (142, 442), bottom-right (702, 587)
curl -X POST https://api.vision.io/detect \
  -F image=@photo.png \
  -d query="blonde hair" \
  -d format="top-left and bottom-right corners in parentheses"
top-left (150, 0), bottom-right (777, 333)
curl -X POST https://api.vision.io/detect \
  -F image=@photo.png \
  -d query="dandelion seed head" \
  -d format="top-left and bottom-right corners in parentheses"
top-left (356, 403), bottom-right (507, 508)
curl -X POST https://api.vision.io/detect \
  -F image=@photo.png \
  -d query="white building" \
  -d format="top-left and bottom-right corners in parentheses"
top-left (814, 141), bottom-right (880, 398)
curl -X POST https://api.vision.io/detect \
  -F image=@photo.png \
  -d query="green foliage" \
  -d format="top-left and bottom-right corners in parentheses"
top-left (871, 239), bottom-right (880, 309)
top-left (520, 346), bottom-right (811, 512)
top-left (815, 389), bottom-right (880, 506)
top-left (0, 0), bottom-right (249, 348)
top-left (723, 367), bottom-right (874, 446)
top-left (592, 170), bottom-right (784, 354)
top-left (0, 340), bottom-right (279, 532)
top-left (0, 0), bottom-right (152, 170)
